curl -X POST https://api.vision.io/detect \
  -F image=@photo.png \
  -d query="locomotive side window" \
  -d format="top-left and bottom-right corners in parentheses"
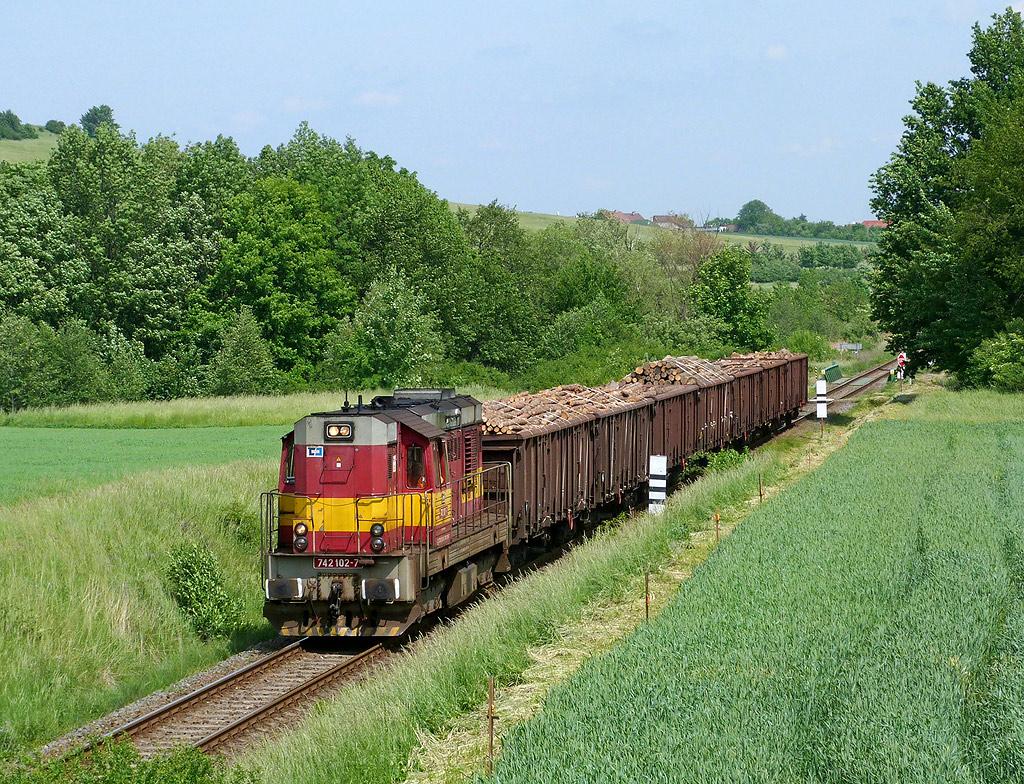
top-left (434, 442), bottom-right (448, 485)
top-left (407, 444), bottom-right (426, 488)
top-left (285, 442), bottom-right (295, 483)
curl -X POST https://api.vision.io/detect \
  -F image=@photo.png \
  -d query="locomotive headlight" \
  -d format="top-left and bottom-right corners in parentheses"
top-left (294, 523), bottom-right (308, 537)
top-left (369, 523), bottom-right (385, 538)
top-left (370, 536), bottom-right (386, 553)
top-left (325, 422), bottom-right (353, 441)
top-left (294, 536), bottom-right (308, 552)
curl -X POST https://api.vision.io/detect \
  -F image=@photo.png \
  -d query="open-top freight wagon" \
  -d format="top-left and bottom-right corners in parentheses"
top-left (261, 352), bottom-right (807, 637)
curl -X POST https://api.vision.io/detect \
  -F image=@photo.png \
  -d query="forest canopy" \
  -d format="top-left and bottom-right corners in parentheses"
top-left (0, 118), bottom-right (874, 409)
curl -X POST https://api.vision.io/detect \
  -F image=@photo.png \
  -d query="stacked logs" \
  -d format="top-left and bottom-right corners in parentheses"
top-left (481, 383), bottom-right (652, 436)
top-left (621, 355), bottom-right (732, 387)
top-left (481, 351), bottom-right (803, 436)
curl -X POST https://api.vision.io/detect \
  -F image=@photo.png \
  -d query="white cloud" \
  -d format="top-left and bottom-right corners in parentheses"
top-left (353, 91), bottom-right (401, 108)
top-left (765, 44), bottom-right (788, 61)
top-left (231, 110), bottom-right (266, 130)
top-left (282, 96), bottom-right (329, 113)
top-left (786, 135), bottom-right (841, 157)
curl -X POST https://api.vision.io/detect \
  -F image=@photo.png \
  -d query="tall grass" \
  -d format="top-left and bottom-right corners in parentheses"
top-left (0, 386), bottom-right (508, 429)
top-left (489, 391), bottom-right (1024, 783)
top-left (0, 460), bottom-right (276, 747)
top-left (244, 451), bottom-right (787, 784)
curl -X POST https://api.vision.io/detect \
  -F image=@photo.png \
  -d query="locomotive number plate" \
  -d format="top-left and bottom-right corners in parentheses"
top-left (313, 556), bottom-right (361, 570)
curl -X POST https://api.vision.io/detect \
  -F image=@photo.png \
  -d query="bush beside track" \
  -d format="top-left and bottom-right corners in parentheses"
top-left (489, 388), bottom-right (1024, 783)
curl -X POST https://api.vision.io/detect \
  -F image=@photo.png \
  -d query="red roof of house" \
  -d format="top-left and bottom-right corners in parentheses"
top-left (607, 210), bottom-right (646, 224)
top-left (862, 219), bottom-right (889, 229)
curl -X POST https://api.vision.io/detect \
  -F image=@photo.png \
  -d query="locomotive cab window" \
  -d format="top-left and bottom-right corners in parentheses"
top-left (285, 441), bottom-right (295, 483)
top-left (406, 444), bottom-right (426, 489)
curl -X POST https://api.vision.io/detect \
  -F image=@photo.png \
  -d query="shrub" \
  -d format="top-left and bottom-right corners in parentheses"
top-left (0, 110), bottom-right (38, 140)
top-left (220, 501), bottom-right (261, 549)
top-left (43, 120), bottom-right (65, 135)
top-left (966, 326), bottom-right (1024, 392)
top-left (165, 542), bottom-right (243, 640)
top-left (206, 307), bottom-right (281, 397)
top-left (783, 328), bottom-right (832, 360)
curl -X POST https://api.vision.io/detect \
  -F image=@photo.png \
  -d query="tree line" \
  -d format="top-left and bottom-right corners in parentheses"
top-left (870, 8), bottom-right (1024, 390)
top-left (0, 115), bottom-right (875, 410)
top-left (720, 199), bottom-right (881, 242)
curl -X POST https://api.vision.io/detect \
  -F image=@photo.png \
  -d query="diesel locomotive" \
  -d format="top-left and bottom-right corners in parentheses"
top-left (261, 353), bottom-right (808, 637)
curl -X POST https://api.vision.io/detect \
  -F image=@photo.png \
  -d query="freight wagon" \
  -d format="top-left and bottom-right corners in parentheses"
top-left (261, 352), bottom-right (807, 637)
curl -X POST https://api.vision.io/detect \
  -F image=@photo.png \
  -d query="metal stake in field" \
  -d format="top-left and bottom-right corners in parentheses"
top-left (758, 472), bottom-right (764, 503)
top-left (486, 676), bottom-right (496, 775)
top-left (714, 511), bottom-right (721, 544)
top-left (645, 573), bottom-right (650, 622)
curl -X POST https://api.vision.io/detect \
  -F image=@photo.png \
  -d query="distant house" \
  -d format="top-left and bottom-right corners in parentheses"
top-left (862, 219), bottom-right (889, 229)
top-left (652, 215), bottom-right (692, 230)
top-left (606, 210), bottom-right (646, 224)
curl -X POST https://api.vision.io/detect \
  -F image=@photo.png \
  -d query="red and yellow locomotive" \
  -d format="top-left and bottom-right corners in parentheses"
top-left (262, 389), bottom-right (511, 637)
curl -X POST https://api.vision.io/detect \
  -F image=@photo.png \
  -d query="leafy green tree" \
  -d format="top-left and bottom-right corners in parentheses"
top-left (47, 125), bottom-right (216, 356)
top-left (79, 104), bottom-right (117, 137)
top-left (206, 306), bottom-right (280, 396)
top-left (457, 202), bottom-right (543, 370)
top-left (256, 125), bottom-right (474, 350)
top-left (0, 317), bottom-right (110, 409)
top-left (177, 136), bottom-right (253, 227)
top-left (321, 265), bottom-right (442, 388)
top-left (735, 200), bottom-right (783, 234)
top-left (101, 326), bottom-right (153, 401)
top-left (44, 120), bottom-right (65, 134)
top-left (50, 319), bottom-right (112, 405)
top-left (0, 110), bottom-right (37, 140)
top-left (0, 316), bottom-right (51, 410)
top-left (210, 177), bottom-right (356, 371)
top-left (688, 246), bottom-right (774, 348)
top-left (0, 162), bottom-right (85, 324)
top-left (870, 9), bottom-right (1024, 373)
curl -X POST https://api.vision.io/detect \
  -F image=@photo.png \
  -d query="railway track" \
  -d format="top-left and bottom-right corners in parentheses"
top-left (91, 640), bottom-right (384, 759)
top-left (796, 359), bottom-right (897, 422)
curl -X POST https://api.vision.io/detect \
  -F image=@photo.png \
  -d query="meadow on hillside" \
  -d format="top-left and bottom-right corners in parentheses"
top-left (0, 131), bottom-right (58, 164)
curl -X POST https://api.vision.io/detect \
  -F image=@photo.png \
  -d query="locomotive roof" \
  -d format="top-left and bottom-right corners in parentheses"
top-left (308, 388), bottom-right (483, 436)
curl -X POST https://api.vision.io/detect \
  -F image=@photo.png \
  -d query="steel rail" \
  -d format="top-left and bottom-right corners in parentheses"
top-left (72, 637), bottom-right (383, 760)
top-left (196, 643), bottom-right (384, 755)
top-left (99, 639), bottom-right (307, 744)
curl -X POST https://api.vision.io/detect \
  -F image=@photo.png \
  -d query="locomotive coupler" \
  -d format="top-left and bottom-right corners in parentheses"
top-left (327, 582), bottom-right (343, 624)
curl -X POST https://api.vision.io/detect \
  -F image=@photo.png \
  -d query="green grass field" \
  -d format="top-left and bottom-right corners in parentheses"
top-left (450, 202), bottom-right (875, 251)
top-left (0, 131), bottom-right (58, 164)
top-left (0, 385), bottom-right (507, 429)
top-left (0, 426), bottom-right (283, 507)
top-left (490, 388), bottom-right (1024, 783)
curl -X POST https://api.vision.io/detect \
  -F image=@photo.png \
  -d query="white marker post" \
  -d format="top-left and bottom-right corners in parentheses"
top-left (814, 378), bottom-right (833, 440)
top-left (649, 454), bottom-right (667, 515)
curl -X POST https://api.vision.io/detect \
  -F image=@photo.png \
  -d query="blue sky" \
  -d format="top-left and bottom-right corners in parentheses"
top-left (3, 1), bottom-right (1020, 222)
